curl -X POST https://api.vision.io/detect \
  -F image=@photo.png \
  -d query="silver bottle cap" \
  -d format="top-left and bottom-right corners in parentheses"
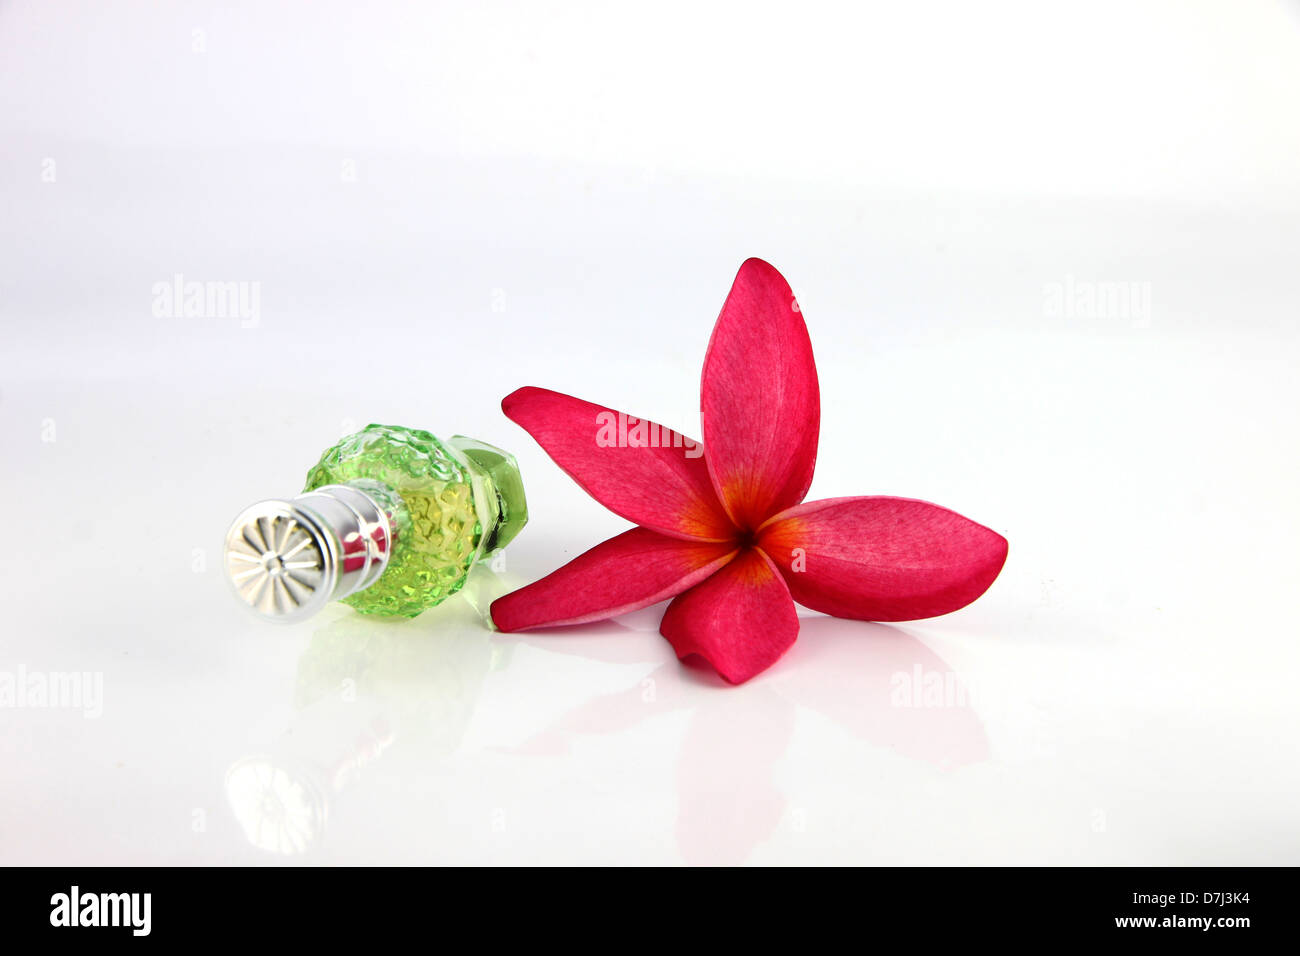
top-left (224, 482), bottom-right (394, 623)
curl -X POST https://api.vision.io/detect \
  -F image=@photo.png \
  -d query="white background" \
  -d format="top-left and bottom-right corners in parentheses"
top-left (1, 0), bottom-right (1297, 864)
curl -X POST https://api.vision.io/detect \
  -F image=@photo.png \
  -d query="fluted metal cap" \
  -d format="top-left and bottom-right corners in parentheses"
top-left (224, 483), bottom-right (394, 623)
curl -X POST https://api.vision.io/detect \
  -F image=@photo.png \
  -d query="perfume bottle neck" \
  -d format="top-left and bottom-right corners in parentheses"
top-left (225, 481), bottom-right (396, 623)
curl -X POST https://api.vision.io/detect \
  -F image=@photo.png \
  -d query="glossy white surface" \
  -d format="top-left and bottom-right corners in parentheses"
top-left (2, 1), bottom-right (1298, 865)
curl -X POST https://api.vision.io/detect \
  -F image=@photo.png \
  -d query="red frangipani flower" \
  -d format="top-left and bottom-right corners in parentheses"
top-left (491, 258), bottom-right (1008, 684)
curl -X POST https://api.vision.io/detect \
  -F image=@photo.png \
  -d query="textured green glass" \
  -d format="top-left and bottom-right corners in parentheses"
top-left (302, 424), bottom-right (526, 618)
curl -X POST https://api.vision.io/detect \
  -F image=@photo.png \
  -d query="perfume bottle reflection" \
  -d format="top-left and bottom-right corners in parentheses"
top-left (225, 566), bottom-right (512, 855)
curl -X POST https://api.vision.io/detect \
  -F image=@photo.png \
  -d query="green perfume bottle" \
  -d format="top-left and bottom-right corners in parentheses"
top-left (224, 425), bottom-right (527, 623)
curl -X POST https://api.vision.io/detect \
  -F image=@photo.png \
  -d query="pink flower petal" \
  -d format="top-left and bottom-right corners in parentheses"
top-left (659, 547), bottom-right (800, 684)
top-left (701, 258), bottom-right (820, 530)
top-left (758, 496), bottom-right (1008, 621)
top-left (491, 527), bottom-right (737, 632)
top-left (502, 386), bottom-right (735, 541)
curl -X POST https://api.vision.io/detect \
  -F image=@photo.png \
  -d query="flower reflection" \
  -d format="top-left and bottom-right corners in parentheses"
top-left (506, 615), bottom-right (989, 864)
